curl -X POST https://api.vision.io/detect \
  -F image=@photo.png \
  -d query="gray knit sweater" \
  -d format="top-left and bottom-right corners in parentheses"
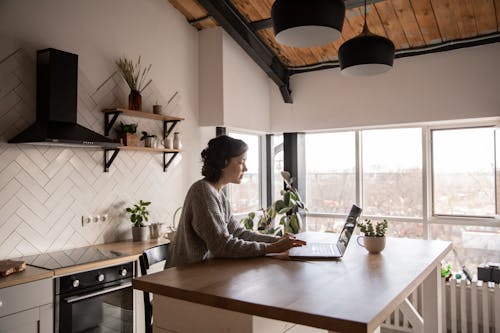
top-left (167, 179), bottom-right (278, 267)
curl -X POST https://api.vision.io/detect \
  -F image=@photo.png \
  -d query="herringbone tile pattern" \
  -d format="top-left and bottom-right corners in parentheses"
top-left (0, 49), bottom-right (178, 259)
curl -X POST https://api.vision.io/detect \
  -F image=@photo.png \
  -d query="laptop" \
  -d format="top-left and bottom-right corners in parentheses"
top-left (288, 204), bottom-right (362, 259)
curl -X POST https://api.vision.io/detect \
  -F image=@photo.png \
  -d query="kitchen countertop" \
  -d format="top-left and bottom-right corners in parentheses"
top-left (0, 237), bottom-right (169, 288)
top-left (0, 265), bottom-right (52, 289)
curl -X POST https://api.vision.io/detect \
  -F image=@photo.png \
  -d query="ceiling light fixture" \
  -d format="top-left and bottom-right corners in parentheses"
top-left (338, 0), bottom-right (395, 76)
top-left (271, 0), bottom-right (345, 48)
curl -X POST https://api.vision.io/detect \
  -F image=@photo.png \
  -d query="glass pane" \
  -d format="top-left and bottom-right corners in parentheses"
top-left (362, 128), bottom-right (423, 217)
top-left (305, 132), bottom-right (356, 214)
top-left (306, 217), bottom-right (347, 233)
top-left (432, 127), bottom-right (495, 216)
top-left (430, 224), bottom-right (500, 272)
top-left (227, 132), bottom-right (260, 214)
top-left (273, 135), bottom-right (284, 202)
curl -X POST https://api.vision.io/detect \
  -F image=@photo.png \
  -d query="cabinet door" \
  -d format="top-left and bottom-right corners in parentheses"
top-left (0, 308), bottom-right (38, 333)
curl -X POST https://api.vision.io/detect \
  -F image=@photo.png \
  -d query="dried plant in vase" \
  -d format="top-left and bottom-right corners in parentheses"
top-left (116, 56), bottom-right (152, 111)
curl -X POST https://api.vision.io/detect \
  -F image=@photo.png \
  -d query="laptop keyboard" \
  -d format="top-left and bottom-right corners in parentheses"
top-left (309, 243), bottom-right (338, 256)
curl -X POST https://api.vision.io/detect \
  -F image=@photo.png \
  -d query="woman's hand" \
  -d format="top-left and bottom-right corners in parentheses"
top-left (265, 233), bottom-right (306, 254)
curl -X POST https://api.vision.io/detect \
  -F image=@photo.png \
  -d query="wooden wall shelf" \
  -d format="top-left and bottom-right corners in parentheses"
top-left (102, 108), bottom-right (184, 172)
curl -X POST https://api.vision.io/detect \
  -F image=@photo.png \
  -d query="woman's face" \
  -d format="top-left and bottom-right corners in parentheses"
top-left (221, 152), bottom-right (248, 185)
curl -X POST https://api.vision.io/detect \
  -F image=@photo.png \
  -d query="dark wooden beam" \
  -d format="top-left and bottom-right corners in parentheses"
top-left (196, 0), bottom-right (292, 104)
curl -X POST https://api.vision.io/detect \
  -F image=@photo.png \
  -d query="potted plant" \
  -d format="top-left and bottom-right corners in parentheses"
top-left (241, 171), bottom-right (306, 235)
top-left (116, 56), bottom-right (152, 111)
top-left (140, 131), bottom-right (157, 148)
top-left (126, 200), bottom-right (151, 241)
top-left (356, 219), bottom-right (388, 254)
top-left (116, 122), bottom-right (138, 146)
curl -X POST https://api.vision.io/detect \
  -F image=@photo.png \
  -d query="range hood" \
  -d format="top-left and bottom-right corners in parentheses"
top-left (9, 48), bottom-right (121, 148)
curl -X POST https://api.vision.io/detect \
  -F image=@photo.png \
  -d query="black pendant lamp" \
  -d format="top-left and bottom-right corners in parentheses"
top-left (271, 0), bottom-right (345, 48)
top-left (338, 0), bottom-right (395, 76)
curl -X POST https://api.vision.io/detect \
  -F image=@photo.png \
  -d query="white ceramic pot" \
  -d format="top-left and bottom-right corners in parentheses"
top-left (357, 236), bottom-right (386, 254)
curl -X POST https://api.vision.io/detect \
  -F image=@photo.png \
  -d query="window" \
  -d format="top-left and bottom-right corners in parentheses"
top-left (227, 132), bottom-right (260, 214)
top-left (432, 127), bottom-right (495, 217)
top-left (305, 132), bottom-right (356, 214)
top-left (362, 128), bottom-right (423, 218)
top-left (272, 134), bottom-right (284, 202)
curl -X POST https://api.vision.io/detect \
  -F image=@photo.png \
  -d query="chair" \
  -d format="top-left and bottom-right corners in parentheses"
top-left (139, 243), bottom-right (169, 333)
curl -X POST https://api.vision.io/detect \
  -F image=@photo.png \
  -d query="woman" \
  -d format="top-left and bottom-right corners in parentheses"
top-left (167, 135), bottom-right (306, 267)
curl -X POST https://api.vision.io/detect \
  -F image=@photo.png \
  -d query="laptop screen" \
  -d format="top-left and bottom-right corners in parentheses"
top-left (337, 205), bottom-right (362, 254)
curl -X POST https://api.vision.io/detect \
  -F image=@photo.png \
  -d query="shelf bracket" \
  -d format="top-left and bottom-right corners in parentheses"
top-left (163, 120), bottom-right (180, 138)
top-left (163, 152), bottom-right (178, 172)
top-left (104, 148), bottom-right (120, 172)
top-left (104, 111), bottom-right (121, 136)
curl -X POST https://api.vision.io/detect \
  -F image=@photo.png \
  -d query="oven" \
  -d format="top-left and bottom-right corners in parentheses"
top-left (55, 262), bottom-right (134, 333)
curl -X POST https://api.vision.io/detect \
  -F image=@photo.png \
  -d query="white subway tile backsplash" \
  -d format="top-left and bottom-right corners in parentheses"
top-left (0, 49), bottom-right (176, 259)
top-left (15, 170), bottom-right (49, 203)
top-left (16, 153), bottom-right (49, 186)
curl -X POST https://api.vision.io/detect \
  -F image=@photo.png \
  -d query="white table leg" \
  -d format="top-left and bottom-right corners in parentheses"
top-left (422, 265), bottom-right (443, 333)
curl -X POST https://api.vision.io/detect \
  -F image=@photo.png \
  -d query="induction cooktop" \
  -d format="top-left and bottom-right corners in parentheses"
top-left (21, 246), bottom-right (126, 270)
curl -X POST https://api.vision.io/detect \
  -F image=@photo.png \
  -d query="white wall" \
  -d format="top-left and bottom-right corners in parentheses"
top-left (270, 43), bottom-right (500, 132)
top-left (0, 0), bottom-right (213, 258)
top-left (222, 31), bottom-right (271, 132)
top-left (199, 27), bottom-right (271, 132)
top-left (199, 28), bottom-right (224, 126)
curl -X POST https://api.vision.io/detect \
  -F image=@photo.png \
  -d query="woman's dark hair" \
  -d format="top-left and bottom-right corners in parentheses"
top-left (201, 135), bottom-right (248, 182)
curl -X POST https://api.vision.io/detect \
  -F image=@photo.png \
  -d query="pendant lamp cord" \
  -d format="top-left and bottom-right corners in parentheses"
top-left (362, 0), bottom-right (369, 34)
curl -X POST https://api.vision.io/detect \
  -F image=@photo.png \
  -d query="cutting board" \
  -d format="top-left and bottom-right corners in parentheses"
top-left (0, 260), bottom-right (26, 277)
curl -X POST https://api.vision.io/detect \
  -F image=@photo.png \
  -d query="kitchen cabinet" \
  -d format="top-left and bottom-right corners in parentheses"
top-left (0, 278), bottom-right (53, 333)
top-left (101, 108), bottom-right (185, 172)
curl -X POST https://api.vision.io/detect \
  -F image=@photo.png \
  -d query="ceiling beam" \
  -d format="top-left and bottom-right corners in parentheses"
top-left (196, 0), bottom-right (292, 103)
top-left (250, 0), bottom-right (386, 31)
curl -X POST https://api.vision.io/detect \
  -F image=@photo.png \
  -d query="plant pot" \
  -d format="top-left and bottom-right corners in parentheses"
top-left (122, 133), bottom-right (139, 146)
top-left (132, 226), bottom-right (149, 242)
top-left (357, 236), bottom-right (386, 254)
top-left (128, 90), bottom-right (142, 111)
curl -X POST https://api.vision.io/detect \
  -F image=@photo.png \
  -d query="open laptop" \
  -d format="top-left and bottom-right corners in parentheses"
top-left (288, 204), bottom-right (362, 259)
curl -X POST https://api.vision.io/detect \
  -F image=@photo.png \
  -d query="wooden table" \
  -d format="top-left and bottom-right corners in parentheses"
top-left (133, 234), bottom-right (451, 333)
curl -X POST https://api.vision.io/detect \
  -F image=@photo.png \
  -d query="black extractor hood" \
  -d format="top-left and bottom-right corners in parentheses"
top-left (9, 48), bottom-right (121, 148)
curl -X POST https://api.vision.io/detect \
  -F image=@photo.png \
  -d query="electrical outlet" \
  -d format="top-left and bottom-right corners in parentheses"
top-left (82, 216), bottom-right (92, 227)
top-left (101, 214), bottom-right (109, 223)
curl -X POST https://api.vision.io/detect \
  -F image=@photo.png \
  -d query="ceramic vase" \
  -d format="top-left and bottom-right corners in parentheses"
top-left (128, 90), bottom-right (142, 111)
top-left (173, 132), bottom-right (182, 150)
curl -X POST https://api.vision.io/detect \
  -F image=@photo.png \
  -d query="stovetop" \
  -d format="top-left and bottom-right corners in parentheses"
top-left (21, 246), bottom-right (126, 270)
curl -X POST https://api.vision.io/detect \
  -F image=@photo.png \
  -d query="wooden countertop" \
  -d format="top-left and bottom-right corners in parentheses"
top-left (133, 234), bottom-right (451, 333)
top-left (1, 237), bottom-right (170, 286)
top-left (0, 265), bottom-right (53, 289)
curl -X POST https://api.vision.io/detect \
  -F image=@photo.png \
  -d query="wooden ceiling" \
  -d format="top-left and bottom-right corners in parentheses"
top-left (169, 0), bottom-right (500, 102)
top-left (170, 0), bottom-right (500, 69)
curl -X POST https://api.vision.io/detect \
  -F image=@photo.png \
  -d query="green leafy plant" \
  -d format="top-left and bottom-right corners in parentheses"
top-left (358, 219), bottom-right (388, 237)
top-left (117, 122), bottom-right (138, 134)
top-left (241, 171), bottom-right (306, 235)
top-left (441, 263), bottom-right (452, 281)
top-left (140, 131), bottom-right (157, 141)
top-left (125, 200), bottom-right (151, 227)
top-left (116, 56), bottom-right (152, 92)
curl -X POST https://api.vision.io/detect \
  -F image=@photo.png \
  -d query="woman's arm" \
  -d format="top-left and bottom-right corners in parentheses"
top-left (190, 184), bottom-right (267, 258)
top-left (227, 215), bottom-right (279, 243)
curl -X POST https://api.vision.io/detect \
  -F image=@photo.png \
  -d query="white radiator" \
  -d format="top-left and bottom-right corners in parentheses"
top-left (381, 278), bottom-right (500, 333)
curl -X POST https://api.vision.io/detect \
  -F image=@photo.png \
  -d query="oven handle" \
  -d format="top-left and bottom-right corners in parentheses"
top-left (64, 282), bottom-right (132, 304)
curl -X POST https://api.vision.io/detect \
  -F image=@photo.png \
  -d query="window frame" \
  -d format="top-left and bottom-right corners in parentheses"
top-left (226, 130), bottom-right (265, 217)
top-left (302, 118), bottom-right (500, 237)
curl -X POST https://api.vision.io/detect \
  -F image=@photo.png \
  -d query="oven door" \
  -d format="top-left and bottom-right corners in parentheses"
top-left (56, 281), bottom-right (133, 333)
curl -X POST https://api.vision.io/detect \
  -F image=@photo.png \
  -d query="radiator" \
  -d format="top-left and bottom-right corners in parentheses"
top-left (381, 278), bottom-right (500, 333)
